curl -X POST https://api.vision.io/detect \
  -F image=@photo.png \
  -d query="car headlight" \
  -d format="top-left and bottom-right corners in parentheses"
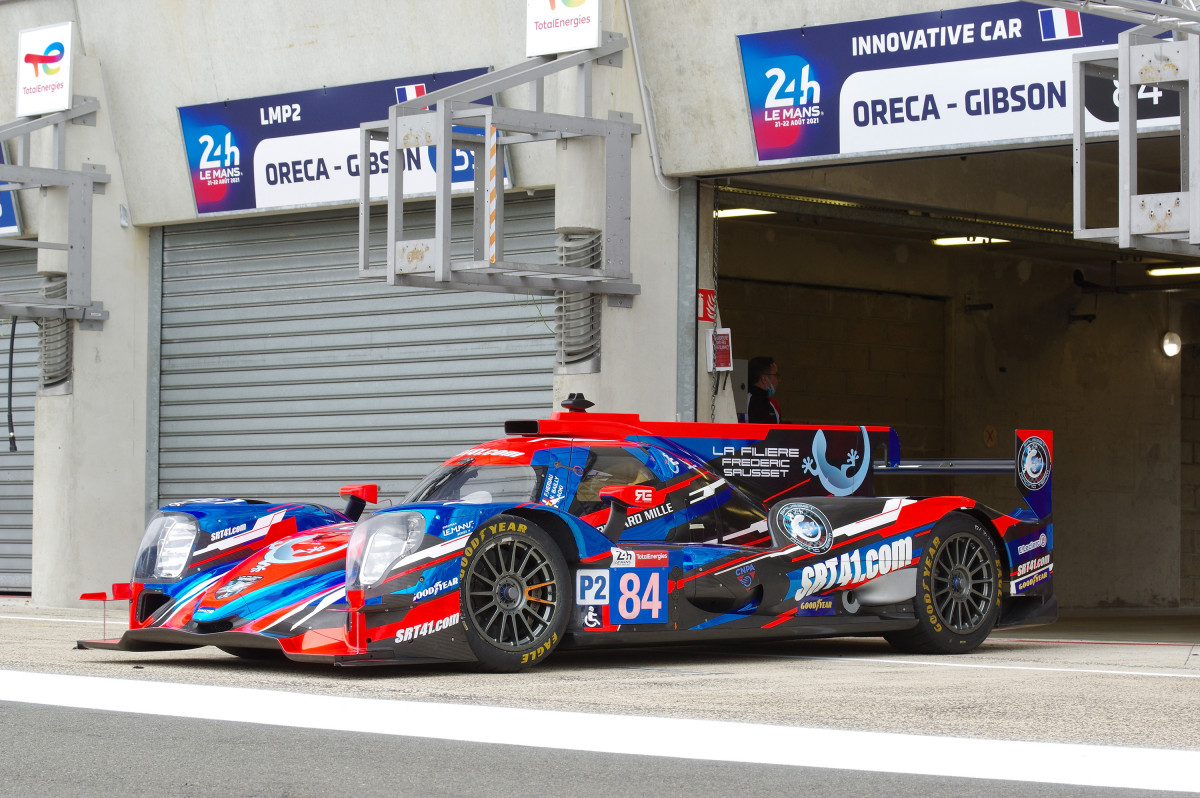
top-left (133, 512), bottom-right (199, 580)
top-left (348, 511), bottom-right (427, 588)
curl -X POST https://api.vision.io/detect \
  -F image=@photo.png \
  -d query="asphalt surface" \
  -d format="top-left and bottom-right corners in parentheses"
top-left (2, 597), bottom-right (1198, 796)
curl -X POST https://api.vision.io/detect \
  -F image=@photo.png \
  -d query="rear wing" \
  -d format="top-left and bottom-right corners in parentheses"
top-left (874, 429), bottom-right (1052, 521)
top-left (509, 409), bottom-right (1050, 522)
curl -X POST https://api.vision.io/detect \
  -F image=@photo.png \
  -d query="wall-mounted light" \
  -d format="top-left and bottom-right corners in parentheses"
top-left (714, 208), bottom-right (776, 218)
top-left (931, 236), bottom-right (1009, 246)
top-left (1147, 265), bottom-right (1200, 277)
top-left (1163, 331), bottom-right (1183, 357)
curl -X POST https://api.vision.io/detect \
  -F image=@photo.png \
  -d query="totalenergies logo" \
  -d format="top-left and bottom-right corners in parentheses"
top-left (24, 41), bottom-right (64, 77)
top-left (549, 0), bottom-right (587, 8)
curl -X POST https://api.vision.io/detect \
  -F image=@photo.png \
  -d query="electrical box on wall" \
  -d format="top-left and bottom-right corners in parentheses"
top-left (706, 328), bottom-right (732, 372)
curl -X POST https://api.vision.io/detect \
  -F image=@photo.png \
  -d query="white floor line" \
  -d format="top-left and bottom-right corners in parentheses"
top-left (0, 669), bottom-right (1197, 793)
top-left (761, 652), bottom-right (1200, 679)
top-left (0, 614), bottom-right (119, 625)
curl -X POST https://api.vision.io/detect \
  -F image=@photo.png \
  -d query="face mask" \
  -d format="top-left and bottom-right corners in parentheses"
top-left (766, 384), bottom-right (775, 397)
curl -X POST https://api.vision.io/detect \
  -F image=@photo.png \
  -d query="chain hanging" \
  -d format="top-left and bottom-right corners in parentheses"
top-left (710, 186), bottom-right (721, 423)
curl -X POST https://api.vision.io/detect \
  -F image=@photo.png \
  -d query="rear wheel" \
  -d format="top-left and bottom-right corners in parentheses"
top-left (459, 515), bottom-right (572, 672)
top-left (885, 514), bottom-right (1001, 654)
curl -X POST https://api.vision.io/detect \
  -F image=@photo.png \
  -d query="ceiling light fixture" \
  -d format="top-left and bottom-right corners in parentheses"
top-left (931, 236), bottom-right (1010, 246)
top-left (1163, 331), bottom-right (1183, 357)
top-left (714, 208), bottom-right (776, 218)
top-left (1147, 265), bottom-right (1200, 277)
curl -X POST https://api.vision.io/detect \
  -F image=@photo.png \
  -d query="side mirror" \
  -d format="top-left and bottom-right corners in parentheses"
top-left (598, 484), bottom-right (658, 541)
top-left (340, 484), bottom-right (379, 522)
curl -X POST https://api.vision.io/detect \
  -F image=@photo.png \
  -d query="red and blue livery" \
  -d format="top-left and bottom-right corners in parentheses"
top-left (79, 396), bottom-right (1055, 671)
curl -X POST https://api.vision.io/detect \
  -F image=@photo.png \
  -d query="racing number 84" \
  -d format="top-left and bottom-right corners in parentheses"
top-left (575, 567), bottom-right (669, 625)
top-left (615, 568), bottom-right (666, 623)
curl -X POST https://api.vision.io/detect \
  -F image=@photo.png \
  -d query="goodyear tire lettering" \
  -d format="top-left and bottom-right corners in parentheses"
top-left (458, 515), bottom-right (570, 672)
top-left (884, 514), bottom-right (1000, 655)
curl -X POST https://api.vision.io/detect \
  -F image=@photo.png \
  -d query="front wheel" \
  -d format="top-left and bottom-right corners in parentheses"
top-left (458, 515), bottom-right (572, 672)
top-left (885, 514), bottom-right (1001, 654)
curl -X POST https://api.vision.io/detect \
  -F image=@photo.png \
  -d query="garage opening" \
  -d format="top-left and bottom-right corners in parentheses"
top-left (705, 163), bottom-right (1192, 608)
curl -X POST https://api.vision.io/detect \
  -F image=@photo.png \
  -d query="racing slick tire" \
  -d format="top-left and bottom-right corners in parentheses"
top-left (458, 514), bottom-right (573, 672)
top-left (884, 513), bottom-right (1001, 655)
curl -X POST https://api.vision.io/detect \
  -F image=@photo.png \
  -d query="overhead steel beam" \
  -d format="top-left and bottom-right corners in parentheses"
top-left (0, 96), bottom-right (99, 170)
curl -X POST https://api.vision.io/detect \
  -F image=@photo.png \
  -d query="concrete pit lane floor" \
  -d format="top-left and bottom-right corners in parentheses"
top-left (1, 598), bottom-right (1198, 795)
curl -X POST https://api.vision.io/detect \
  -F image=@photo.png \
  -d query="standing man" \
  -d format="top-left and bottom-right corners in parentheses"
top-left (746, 356), bottom-right (782, 423)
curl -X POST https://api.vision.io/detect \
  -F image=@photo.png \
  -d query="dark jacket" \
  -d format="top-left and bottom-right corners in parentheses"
top-left (746, 384), bottom-right (781, 424)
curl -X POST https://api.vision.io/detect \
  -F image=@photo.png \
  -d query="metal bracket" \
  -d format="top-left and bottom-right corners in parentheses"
top-left (0, 96), bottom-right (101, 171)
top-left (1071, 28), bottom-right (1200, 256)
top-left (0, 96), bottom-right (111, 329)
top-left (0, 299), bottom-right (108, 329)
top-left (357, 33), bottom-right (641, 299)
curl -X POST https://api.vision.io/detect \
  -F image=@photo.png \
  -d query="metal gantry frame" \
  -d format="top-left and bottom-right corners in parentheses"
top-left (1072, 27), bottom-right (1200, 254)
top-left (0, 95), bottom-right (110, 329)
top-left (357, 32), bottom-right (641, 301)
top-left (1034, 1), bottom-right (1200, 256)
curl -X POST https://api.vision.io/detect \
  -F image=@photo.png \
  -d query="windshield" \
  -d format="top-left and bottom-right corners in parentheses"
top-left (405, 462), bottom-right (546, 505)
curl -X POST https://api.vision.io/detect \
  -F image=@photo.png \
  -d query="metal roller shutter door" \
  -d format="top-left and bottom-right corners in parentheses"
top-left (158, 197), bottom-right (557, 507)
top-left (0, 250), bottom-right (40, 591)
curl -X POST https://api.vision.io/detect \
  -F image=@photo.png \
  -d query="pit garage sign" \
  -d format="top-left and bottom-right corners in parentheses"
top-left (738, 2), bottom-right (1173, 164)
top-left (178, 68), bottom-right (489, 215)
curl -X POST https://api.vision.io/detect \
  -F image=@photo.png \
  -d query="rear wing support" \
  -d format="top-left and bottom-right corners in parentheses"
top-left (874, 430), bottom-right (1053, 521)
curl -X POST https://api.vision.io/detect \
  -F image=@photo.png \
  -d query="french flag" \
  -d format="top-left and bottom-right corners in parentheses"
top-left (1038, 7), bottom-right (1083, 41)
top-left (395, 83), bottom-right (427, 105)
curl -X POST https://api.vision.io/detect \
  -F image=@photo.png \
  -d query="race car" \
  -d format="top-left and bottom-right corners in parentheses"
top-left (79, 394), bottom-right (1055, 671)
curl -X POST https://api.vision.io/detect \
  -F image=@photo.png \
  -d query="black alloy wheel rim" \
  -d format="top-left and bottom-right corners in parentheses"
top-left (930, 531), bottom-right (995, 634)
top-left (465, 536), bottom-right (559, 650)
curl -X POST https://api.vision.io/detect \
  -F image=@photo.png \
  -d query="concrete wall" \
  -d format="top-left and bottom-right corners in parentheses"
top-left (1182, 314), bottom-right (1200, 608)
top-left (551, 0), bottom-right (681, 418)
top-left (0, 0), bottom-right (151, 607)
top-left (952, 254), bottom-right (1181, 609)
top-left (0, 0), bottom-right (681, 604)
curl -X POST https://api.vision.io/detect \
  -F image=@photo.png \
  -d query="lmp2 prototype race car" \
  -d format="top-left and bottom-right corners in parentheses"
top-left (80, 395), bottom-right (1055, 671)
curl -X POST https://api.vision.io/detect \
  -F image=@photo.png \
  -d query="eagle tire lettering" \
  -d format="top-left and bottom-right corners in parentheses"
top-left (520, 631), bottom-right (559, 666)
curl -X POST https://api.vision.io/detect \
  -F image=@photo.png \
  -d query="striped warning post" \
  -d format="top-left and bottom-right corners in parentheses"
top-left (486, 124), bottom-right (498, 264)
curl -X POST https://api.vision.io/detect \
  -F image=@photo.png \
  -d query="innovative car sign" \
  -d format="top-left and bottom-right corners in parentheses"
top-left (738, 2), bottom-right (1174, 164)
top-left (177, 68), bottom-right (489, 215)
